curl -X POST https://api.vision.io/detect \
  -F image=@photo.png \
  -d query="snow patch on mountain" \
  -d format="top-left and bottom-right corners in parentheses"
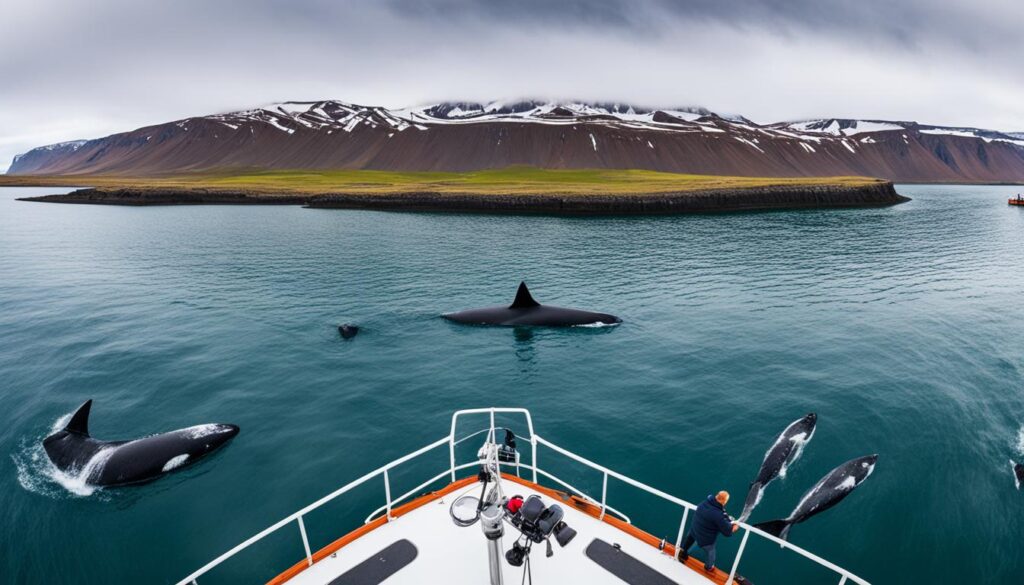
top-left (12, 140), bottom-right (89, 165)
top-left (784, 119), bottom-right (904, 136)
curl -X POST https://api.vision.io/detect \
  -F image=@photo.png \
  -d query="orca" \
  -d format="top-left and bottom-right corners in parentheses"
top-left (738, 413), bottom-right (817, 523)
top-left (42, 400), bottom-right (239, 488)
top-left (754, 454), bottom-right (877, 541)
top-left (1012, 460), bottom-right (1024, 490)
top-left (442, 282), bottom-right (621, 327)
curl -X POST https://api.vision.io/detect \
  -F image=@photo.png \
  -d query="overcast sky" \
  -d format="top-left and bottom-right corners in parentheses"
top-left (2, 0), bottom-right (1022, 171)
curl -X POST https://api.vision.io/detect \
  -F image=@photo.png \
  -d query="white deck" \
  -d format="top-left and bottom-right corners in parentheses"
top-left (288, 480), bottom-right (716, 585)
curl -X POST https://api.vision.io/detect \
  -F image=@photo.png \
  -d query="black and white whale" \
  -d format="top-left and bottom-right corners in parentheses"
top-left (442, 282), bottom-right (621, 327)
top-left (43, 400), bottom-right (239, 488)
top-left (754, 454), bottom-right (877, 541)
top-left (738, 413), bottom-right (817, 523)
top-left (1012, 460), bottom-right (1024, 490)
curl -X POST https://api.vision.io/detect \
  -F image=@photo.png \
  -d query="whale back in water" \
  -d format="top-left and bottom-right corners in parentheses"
top-left (754, 454), bottom-right (877, 540)
top-left (42, 400), bottom-right (239, 487)
top-left (442, 282), bottom-right (621, 327)
top-left (1013, 461), bottom-right (1024, 490)
top-left (738, 413), bottom-right (817, 523)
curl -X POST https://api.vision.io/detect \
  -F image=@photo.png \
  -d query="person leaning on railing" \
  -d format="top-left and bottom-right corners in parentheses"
top-left (678, 491), bottom-right (739, 572)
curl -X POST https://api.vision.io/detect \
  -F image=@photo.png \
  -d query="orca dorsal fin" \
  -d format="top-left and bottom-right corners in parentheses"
top-left (64, 400), bottom-right (92, 436)
top-left (509, 282), bottom-right (540, 309)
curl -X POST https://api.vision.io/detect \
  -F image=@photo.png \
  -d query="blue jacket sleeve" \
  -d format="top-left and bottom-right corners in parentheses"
top-left (717, 512), bottom-right (734, 537)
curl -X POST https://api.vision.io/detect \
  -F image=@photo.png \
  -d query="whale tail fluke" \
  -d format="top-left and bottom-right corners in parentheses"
top-left (509, 281), bottom-right (540, 309)
top-left (753, 519), bottom-right (792, 541)
top-left (65, 400), bottom-right (93, 436)
top-left (738, 481), bottom-right (763, 523)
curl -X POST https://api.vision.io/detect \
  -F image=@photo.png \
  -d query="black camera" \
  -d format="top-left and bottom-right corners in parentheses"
top-left (507, 495), bottom-right (577, 546)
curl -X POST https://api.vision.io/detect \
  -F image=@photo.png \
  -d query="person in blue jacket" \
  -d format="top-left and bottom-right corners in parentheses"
top-left (679, 490), bottom-right (739, 572)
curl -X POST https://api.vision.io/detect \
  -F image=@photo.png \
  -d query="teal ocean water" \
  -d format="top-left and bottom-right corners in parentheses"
top-left (1, 185), bottom-right (1022, 584)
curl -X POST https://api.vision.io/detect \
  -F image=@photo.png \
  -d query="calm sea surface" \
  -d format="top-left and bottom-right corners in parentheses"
top-left (1, 185), bottom-right (1022, 584)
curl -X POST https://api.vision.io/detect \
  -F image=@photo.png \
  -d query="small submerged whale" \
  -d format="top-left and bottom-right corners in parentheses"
top-left (738, 413), bottom-right (817, 523)
top-left (754, 454), bottom-right (877, 541)
top-left (1012, 460), bottom-right (1024, 490)
top-left (442, 282), bottom-right (621, 327)
top-left (43, 400), bottom-right (239, 488)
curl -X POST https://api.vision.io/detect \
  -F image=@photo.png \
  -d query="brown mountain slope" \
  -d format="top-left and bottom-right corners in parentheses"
top-left (9, 101), bottom-right (1024, 182)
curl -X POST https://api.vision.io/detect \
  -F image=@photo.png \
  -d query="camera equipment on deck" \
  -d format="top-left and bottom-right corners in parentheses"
top-left (501, 494), bottom-right (578, 584)
top-left (505, 495), bottom-right (577, 547)
top-left (448, 427), bottom-right (576, 585)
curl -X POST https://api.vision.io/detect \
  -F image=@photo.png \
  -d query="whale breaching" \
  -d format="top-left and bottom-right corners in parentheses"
top-left (738, 413), bottom-right (817, 523)
top-left (42, 400), bottom-right (239, 488)
top-left (442, 282), bottom-right (621, 327)
top-left (754, 454), bottom-right (877, 541)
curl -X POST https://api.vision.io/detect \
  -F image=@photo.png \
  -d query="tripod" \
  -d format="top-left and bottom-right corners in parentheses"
top-left (518, 540), bottom-right (533, 585)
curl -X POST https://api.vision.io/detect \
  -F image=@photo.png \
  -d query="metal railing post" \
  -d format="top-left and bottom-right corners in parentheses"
top-left (674, 507), bottom-right (689, 559)
top-left (489, 408), bottom-right (496, 445)
top-left (384, 469), bottom-right (394, 521)
top-left (725, 528), bottom-right (751, 585)
top-left (449, 435), bottom-right (456, 482)
top-left (531, 437), bottom-right (538, 483)
top-left (599, 472), bottom-right (609, 521)
top-left (297, 516), bottom-right (313, 567)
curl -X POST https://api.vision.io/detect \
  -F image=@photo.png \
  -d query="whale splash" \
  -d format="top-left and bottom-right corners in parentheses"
top-left (13, 410), bottom-right (112, 498)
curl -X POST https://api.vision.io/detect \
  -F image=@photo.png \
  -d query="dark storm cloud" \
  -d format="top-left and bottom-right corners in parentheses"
top-left (1, 0), bottom-right (1022, 171)
top-left (386, 0), bottom-right (1011, 50)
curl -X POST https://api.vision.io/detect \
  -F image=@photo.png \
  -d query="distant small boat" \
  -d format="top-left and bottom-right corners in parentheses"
top-left (1010, 197), bottom-right (1024, 206)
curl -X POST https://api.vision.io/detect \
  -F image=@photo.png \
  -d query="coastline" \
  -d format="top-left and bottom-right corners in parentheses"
top-left (15, 182), bottom-right (909, 214)
top-left (304, 182), bottom-right (908, 214)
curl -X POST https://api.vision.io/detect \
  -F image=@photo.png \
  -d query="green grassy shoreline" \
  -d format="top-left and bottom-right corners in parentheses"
top-left (4, 168), bottom-right (907, 214)
top-left (0, 167), bottom-right (887, 196)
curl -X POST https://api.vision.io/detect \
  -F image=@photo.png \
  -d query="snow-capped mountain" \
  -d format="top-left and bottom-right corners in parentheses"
top-left (776, 118), bottom-right (1024, 146)
top-left (8, 100), bottom-right (1024, 182)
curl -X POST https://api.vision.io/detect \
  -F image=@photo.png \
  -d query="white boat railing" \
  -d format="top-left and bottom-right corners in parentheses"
top-left (175, 407), bottom-right (870, 585)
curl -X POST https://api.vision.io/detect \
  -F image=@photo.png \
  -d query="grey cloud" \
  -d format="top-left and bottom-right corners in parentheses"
top-left (1, 0), bottom-right (1022, 172)
top-left (385, 0), bottom-right (1020, 50)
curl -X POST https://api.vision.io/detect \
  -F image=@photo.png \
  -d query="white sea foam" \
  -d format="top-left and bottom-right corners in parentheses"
top-left (1010, 460), bottom-right (1020, 490)
top-left (13, 439), bottom-right (107, 498)
top-left (48, 447), bottom-right (115, 497)
top-left (573, 321), bottom-right (621, 328)
top-left (1015, 426), bottom-right (1024, 456)
top-left (12, 411), bottom-right (116, 498)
